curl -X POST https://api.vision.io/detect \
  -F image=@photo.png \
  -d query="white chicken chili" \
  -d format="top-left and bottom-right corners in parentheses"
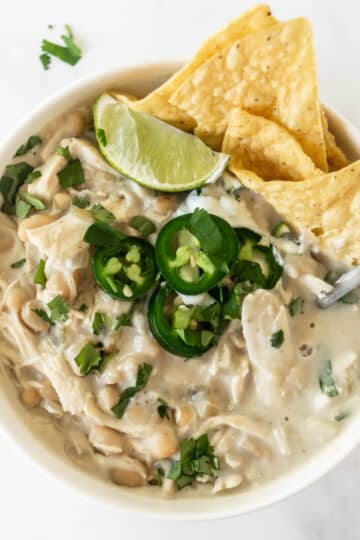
top-left (0, 104), bottom-right (359, 496)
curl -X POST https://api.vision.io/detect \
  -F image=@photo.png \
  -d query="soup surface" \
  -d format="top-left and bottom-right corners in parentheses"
top-left (0, 104), bottom-right (359, 496)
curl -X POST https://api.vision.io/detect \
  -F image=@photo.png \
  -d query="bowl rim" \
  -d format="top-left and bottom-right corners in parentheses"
top-left (0, 62), bottom-right (360, 521)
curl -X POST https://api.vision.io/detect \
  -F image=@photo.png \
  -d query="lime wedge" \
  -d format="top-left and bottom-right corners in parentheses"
top-left (93, 94), bottom-right (229, 192)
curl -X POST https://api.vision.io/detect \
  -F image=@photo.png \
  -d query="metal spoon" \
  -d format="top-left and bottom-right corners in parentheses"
top-left (317, 265), bottom-right (360, 308)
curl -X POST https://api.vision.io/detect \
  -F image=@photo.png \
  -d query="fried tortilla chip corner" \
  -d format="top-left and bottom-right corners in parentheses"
top-left (170, 17), bottom-right (328, 172)
top-left (131, 4), bottom-right (278, 131)
top-left (222, 108), bottom-right (320, 181)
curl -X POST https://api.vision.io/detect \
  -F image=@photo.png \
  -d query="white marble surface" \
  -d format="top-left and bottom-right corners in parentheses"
top-left (1, 0), bottom-right (360, 538)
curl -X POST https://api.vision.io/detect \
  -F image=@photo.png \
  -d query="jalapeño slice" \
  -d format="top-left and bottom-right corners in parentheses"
top-left (91, 237), bottom-right (157, 300)
top-left (155, 212), bottom-right (238, 295)
top-left (147, 285), bottom-right (226, 358)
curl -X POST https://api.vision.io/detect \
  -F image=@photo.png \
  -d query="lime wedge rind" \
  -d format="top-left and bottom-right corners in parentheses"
top-left (93, 94), bottom-right (229, 193)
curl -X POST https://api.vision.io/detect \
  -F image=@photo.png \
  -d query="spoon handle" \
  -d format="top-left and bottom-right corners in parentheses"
top-left (317, 265), bottom-right (360, 308)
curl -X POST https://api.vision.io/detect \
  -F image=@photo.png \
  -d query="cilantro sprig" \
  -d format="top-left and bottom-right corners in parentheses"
top-left (40, 25), bottom-right (82, 69)
top-left (14, 136), bottom-right (42, 158)
top-left (167, 434), bottom-right (220, 489)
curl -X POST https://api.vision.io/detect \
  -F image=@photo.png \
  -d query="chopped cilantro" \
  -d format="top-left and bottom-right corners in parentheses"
top-left (75, 342), bottom-right (103, 376)
top-left (271, 329), bottom-right (284, 348)
top-left (83, 221), bottom-right (125, 247)
top-left (34, 259), bottom-right (46, 287)
top-left (41, 25), bottom-right (82, 68)
top-left (24, 170), bottom-right (41, 184)
top-left (32, 308), bottom-right (53, 325)
top-left (167, 434), bottom-right (220, 490)
top-left (319, 360), bottom-right (339, 397)
top-left (78, 303), bottom-right (88, 312)
top-left (92, 312), bottom-right (112, 335)
top-left (130, 215), bottom-right (156, 237)
top-left (111, 363), bottom-right (152, 418)
top-left (14, 136), bottom-right (42, 158)
top-left (114, 309), bottom-right (134, 330)
top-left (0, 162), bottom-right (34, 214)
top-left (47, 295), bottom-right (69, 322)
top-left (188, 208), bottom-right (223, 267)
top-left (10, 258), bottom-right (26, 269)
top-left (288, 297), bottom-right (304, 317)
top-left (39, 53), bottom-right (51, 70)
top-left (56, 146), bottom-right (71, 161)
top-left (72, 195), bottom-right (90, 209)
top-left (57, 159), bottom-right (85, 188)
top-left (335, 412), bottom-right (349, 422)
top-left (90, 204), bottom-right (115, 225)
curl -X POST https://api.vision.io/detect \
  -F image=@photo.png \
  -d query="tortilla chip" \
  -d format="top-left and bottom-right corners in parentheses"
top-left (132, 4), bottom-right (278, 130)
top-left (194, 122), bottom-right (224, 150)
top-left (321, 108), bottom-right (349, 171)
top-left (170, 17), bottom-right (328, 172)
top-left (222, 108), bottom-right (320, 181)
top-left (107, 91), bottom-right (138, 103)
top-left (232, 161), bottom-right (360, 266)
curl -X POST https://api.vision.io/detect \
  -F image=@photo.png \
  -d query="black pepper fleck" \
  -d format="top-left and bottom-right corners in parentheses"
top-left (299, 344), bottom-right (313, 357)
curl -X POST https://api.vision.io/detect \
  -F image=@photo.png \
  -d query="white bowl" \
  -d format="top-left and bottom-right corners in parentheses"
top-left (1, 63), bottom-right (360, 521)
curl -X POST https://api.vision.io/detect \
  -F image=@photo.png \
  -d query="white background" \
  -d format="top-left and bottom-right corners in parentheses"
top-left (1, 1), bottom-right (360, 538)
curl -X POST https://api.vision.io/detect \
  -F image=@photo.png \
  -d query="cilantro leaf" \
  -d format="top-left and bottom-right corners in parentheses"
top-left (0, 162), bottom-right (34, 214)
top-left (92, 312), bottom-right (112, 335)
top-left (114, 309), bottom-right (134, 330)
top-left (14, 136), bottom-right (42, 158)
top-left (130, 215), bottom-right (156, 237)
top-left (40, 53), bottom-right (51, 70)
top-left (271, 329), bottom-right (284, 348)
top-left (288, 297), bottom-right (304, 317)
top-left (56, 146), bottom-right (71, 161)
top-left (32, 308), bottom-right (53, 325)
top-left (25, 170), bottom-right (41, 185)
top-left (10, 258), bottom-right (26, 269)
top-left (335, 412), bottom-right (349, 422)
top-left (57, 159), bottom-right (85, 188)
top-left (47, 295), bottom-right (69, 322)
top-left (34, 259), bottom-right (47, 287)
top-left (75, 342), bottom-right (103, 376)
top-left (319, 360), bottom-right (339, 397)
top-left (83, 222), bottom-right (125, 247)
top-left (78, 303), bottom-right (88, 312)
top-left (167, 434), bottom-right (220, 490)
top-left (90, 204), bottom-right (115, 225)
top-left (41, 25), bottom-right (82, 67)
top-left (188, 208), bottom-right (223, 265)
top-left (111, 363), bottom-right (152, 418)
top-left (72, 195), bottom-right (90, 209)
